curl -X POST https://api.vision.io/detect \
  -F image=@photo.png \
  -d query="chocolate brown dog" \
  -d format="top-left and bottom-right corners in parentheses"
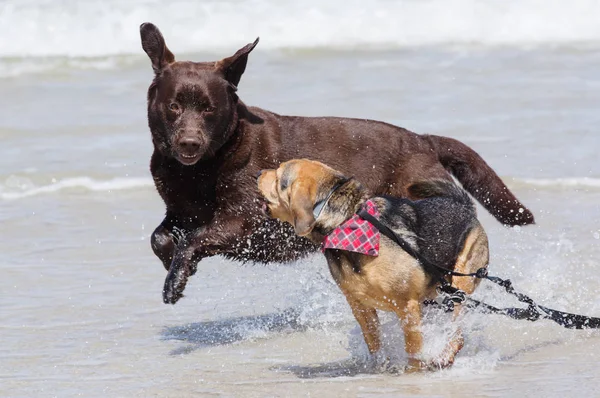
top-left (257, 159), bottom-right (489, 370)
top-left (139, 22), bottom-right (531, 305)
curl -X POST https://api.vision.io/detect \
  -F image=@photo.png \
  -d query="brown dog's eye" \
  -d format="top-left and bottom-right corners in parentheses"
top-left (204, 105), bottom-right (216, 113)
top-left (168, 103), bottom-right (180, 112)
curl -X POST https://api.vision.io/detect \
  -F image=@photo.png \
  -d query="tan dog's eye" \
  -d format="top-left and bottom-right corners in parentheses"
top-left (279, 170), bottom-right (291, 191)
top-left (280, 179), bottom-right (288, 191)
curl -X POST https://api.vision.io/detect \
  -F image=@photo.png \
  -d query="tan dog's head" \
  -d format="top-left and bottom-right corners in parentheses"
top-left (257, 159), bottom-right (347, 236)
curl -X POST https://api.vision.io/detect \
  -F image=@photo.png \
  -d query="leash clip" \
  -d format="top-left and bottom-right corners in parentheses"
top-left (475, 267), bottom-right (488, 279)
top-left (436, 287), bottom-right (467, 312)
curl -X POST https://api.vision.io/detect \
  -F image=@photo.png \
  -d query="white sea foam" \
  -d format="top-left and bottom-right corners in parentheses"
top-left (2, 175), bottom-right (598, 200)
top-left (0, 176), bottom-right (153, 200)
top-left (0, 56), bottom-right (139, 78)
top-left (513, 177), bottom-right (600, 189)
top-left (1, 0), bottom-right (600, 60)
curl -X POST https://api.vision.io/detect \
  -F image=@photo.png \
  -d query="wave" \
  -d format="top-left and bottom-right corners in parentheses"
top-left (1, 0), bottom-right (600, 59)
top-left (0, 56), bottom-right (140, 78)
top-left (512, 177), bottom-right (600, 190)
top-left (0, 176), bottom-right (153, 200)
top-left (2, 175), bottom-right (598, 201)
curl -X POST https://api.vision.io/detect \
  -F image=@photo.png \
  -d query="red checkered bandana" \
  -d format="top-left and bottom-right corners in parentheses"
top-left (322, 199), bottom-right (380, 256)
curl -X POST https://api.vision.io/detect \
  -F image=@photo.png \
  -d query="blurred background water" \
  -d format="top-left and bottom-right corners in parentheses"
top-left (1, 0), bottom-right (599, 396)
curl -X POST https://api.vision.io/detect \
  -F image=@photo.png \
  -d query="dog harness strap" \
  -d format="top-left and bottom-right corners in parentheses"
top-left (322, 200), bottom-right (380, 256)
top-left (357, 208), bottom-right (420, 260)
top-left (313, 178), bottom-right (351, 221)
top-left (358, 207), bottom-right (482, 279)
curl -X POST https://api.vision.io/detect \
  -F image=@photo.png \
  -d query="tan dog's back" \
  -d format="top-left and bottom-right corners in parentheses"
top-left (329, 238), bottom-right (435, 313)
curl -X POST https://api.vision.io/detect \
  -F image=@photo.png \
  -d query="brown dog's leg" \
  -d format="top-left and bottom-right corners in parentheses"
top-left (396, 299), bottom-right (426, 372)
top-left (163, 215), bottom-right (252, 304)
top-left (151, 213), bottom-right (188, 271)
top-left (346, 297), bottom-right (381, 354)
top-left (151, 223), bottom-right (176, 271)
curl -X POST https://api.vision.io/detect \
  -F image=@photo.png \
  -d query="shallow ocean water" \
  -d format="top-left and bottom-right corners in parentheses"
top-left (1, 1), bottom-right (600, 396)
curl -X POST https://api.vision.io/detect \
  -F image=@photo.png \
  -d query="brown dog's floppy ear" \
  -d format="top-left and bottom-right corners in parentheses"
top-left (290, 181), bottom-right (316, 236)
top-left (215, 38), bottom-right (259, 88)
top-left (140, 23), bottom-right (175, 74)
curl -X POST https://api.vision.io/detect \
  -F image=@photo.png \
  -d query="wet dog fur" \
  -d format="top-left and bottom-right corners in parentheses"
top-left (139, 23), bottom-right (531, 305)
top-left (257, 159), bottom-right (489, 370)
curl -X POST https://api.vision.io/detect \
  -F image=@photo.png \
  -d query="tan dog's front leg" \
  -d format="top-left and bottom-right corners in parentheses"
top-left (432, 280), bottom-right (470, 368)
top-left (431, 304), bottom-right (466, 370)
top-left (346, 298), bottom-right (381, 354)
top-left (434, 229), bottom-right (488, 368)
top-left (433, 225), bottom-right (489, 368)
top-left (396, 299), bottom-right (426, 372)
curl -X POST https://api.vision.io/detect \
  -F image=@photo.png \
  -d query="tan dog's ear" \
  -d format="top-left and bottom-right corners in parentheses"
top-left (289, 181), bottom-right (316, 236)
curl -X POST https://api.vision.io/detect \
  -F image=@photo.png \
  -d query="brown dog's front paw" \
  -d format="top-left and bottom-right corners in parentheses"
top-left (162, 268), bottom-right (187, 304)
top-left (162, 245), bottom-right (200, 304)
top-left (188, 263), bottom-right (198, 277)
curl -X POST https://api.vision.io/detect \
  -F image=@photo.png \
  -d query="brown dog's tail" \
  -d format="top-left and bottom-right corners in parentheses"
top-left (424, 134), bottom-right (534, 226)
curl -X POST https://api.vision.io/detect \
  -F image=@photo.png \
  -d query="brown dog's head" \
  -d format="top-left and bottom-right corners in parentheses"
top-left (257, 159), bottom-right (351, 237)
top-left (140, 23), bottom-right (259, 165)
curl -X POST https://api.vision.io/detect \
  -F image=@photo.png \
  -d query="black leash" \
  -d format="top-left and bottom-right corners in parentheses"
top-left (357, 208), bottom-right (481, 279)
top-left (462, 276), bottom-right (600, 329)
top-left (357, 208), bottom-right (600, 330)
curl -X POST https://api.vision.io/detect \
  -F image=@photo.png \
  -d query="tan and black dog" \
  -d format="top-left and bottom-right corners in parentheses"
top-left (257, 159), bottom-right (489, 371)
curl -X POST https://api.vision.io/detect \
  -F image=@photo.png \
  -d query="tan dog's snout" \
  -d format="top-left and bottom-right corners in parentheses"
top-left (257, 166), bottom-right (292, 225)
top-left (256, 168), bottom-right (277, 204)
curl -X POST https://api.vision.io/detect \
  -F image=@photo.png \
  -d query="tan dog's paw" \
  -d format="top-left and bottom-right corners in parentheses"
top-left (368, 351), bottom-right (391, 372)
top-left (428, 333), bottom-right (465, 370)
top-left (427, 357), bottom-right (454, 371)
top-left (404, 357), bottom-right (429, 374)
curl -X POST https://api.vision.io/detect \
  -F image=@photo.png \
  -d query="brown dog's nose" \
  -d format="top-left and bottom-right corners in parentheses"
top-left (255, 170), bottom-right (263, 180)
top-left (179, 137), bottom-right (201, 153)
